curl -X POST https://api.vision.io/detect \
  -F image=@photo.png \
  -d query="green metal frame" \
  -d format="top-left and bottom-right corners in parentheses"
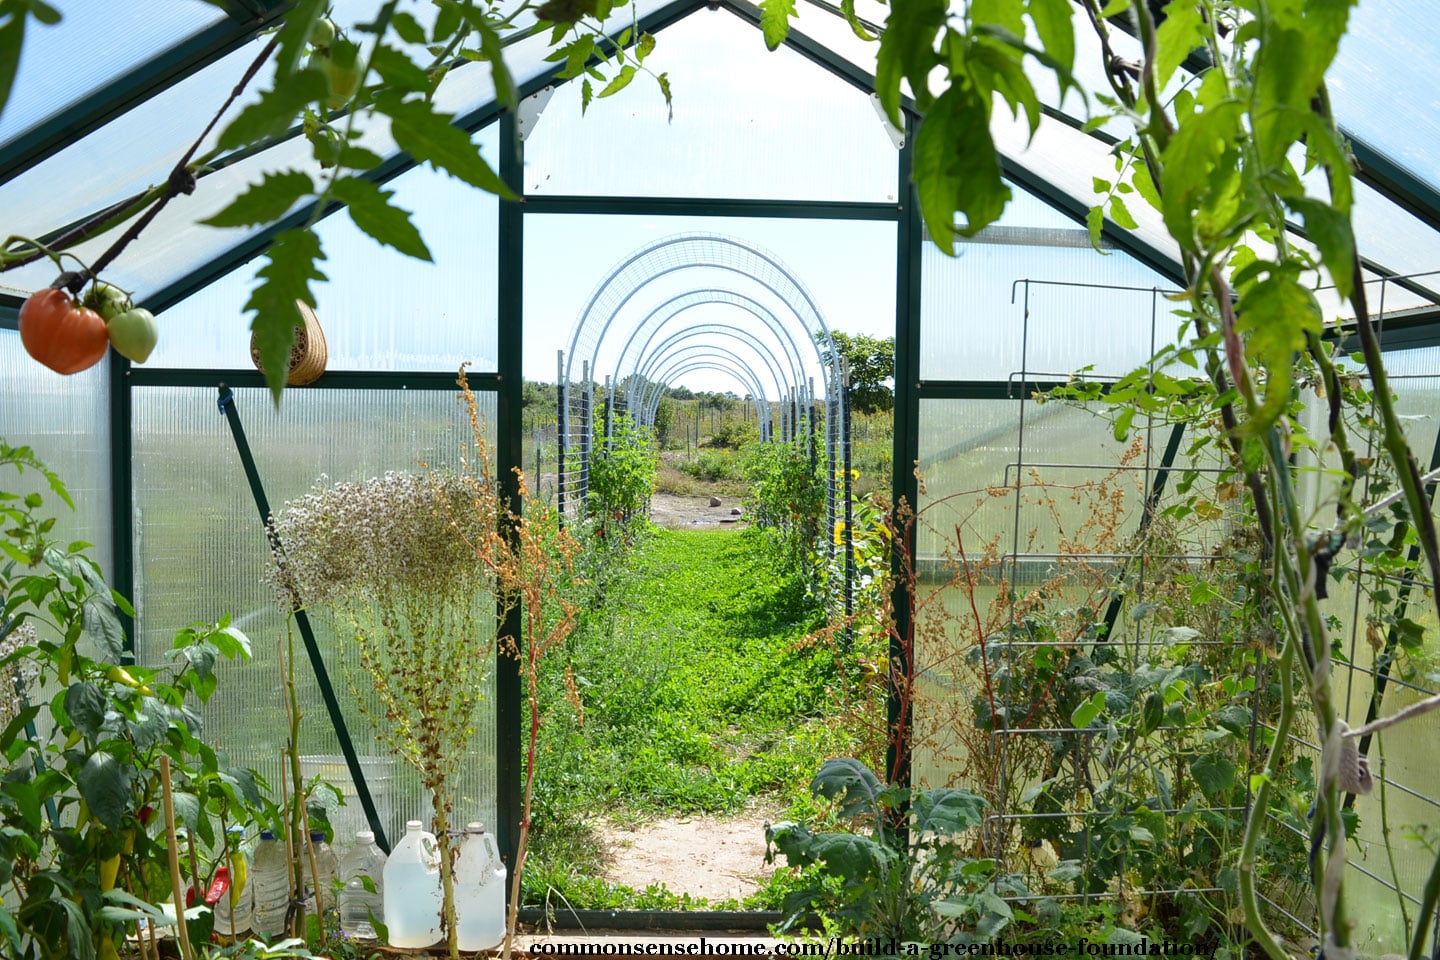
top-left (12, 0), bottom-right (1428, 928)
top-left (890, 113), bottom-right (921, 789)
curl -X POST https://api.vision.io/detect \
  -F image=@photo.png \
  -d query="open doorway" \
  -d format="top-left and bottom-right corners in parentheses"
top-left (516, 219), bottom-right (897, 916)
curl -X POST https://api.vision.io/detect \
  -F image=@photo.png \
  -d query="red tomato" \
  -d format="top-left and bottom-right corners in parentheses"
top-left (17, 288), bottom-right (110, 375)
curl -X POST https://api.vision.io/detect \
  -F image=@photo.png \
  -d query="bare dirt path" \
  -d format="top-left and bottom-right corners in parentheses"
top-left (595, 811), bottom-right (778, 902)
top-left (647, 492), bottom-right (746, 529)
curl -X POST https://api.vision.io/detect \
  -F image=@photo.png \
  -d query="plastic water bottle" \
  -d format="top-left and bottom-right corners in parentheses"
top-left (382, 820), bottom-right (441, 948)
top-left (214, 826), bottom-right (252, 937)
top-left (338, 830), bottom-right (386, 940)
top-left (455, 822), bottom-right (507, 951)
top-left (250, 830), bottom-right (291, 939)
top-left (303, 830), bottom-right (339, 919)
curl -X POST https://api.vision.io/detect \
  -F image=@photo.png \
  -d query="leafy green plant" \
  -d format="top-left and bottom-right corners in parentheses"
top-left (587, 413), bottom-right (658, 533)
top-left (678, 449), bottom-right (745, 484)
top-left (743, 440), bottom-right (826, 587)
top-left (766, 757), bottom-right (1019, 941)
top-left (0, 440), bottom-right (266, 960)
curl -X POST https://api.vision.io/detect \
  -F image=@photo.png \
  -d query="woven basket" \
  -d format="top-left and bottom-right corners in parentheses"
top-left (250, 300), bottom-right (328, 386)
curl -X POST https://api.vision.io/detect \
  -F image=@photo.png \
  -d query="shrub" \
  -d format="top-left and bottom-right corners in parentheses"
top-left (742, 441), bottom-right (826, 585)
top-left (587, 414), bottom-right (657, 529)
top-left (677, 449), bottom-right (743, 483)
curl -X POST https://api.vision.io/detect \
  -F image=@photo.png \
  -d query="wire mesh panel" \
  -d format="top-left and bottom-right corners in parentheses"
top-left (912, 266), bottom-right (1289, 942)
top-left (130, 385), bottom-right (498, 846)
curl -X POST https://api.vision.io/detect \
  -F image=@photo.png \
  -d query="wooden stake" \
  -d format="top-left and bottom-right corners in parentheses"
top-left (160, 755), bottom-right (196, 960)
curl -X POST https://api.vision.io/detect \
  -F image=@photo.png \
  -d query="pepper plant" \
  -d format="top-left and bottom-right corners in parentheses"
top-left (0, 440), bottom-right (266, 960)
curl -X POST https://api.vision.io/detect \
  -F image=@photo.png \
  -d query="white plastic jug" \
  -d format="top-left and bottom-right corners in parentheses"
top-left (455, 822), bottom-right (507, 951)
top-left (382, 820), bottom-right (442, 948)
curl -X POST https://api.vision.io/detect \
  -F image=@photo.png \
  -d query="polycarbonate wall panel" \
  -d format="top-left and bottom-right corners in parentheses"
top-left (0, 333), bottom-right (112, 582)
top-left (523, 7), bottom-right (898, 202)
top-left (921, 229), bottom-right (1178, 382)
top-left (131, 386), bottom-right (497, 845)
top-left (150, 133), bottom-right (501, 373)
top-left (911, 397), bottom-right (1235, 789)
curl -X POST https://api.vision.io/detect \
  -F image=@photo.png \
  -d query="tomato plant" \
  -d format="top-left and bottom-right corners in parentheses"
top-left (17, 288), bottom-right (110, 375)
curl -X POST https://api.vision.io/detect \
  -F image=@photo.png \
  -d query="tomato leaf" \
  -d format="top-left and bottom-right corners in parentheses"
top-left (876, 0), bottom-right (945, 123)
top-left (970, 0), bottom-right (1024, 37)
top-left (202, 171), bottom-right (315, 228)
top-left (476, 12), bottom-right (516, 109)
top-left (1288, 196), bottom-right (1355, 299)
top-left (839, 0), bottom-right (877, 40)
top-left (0, 11), bottom-right (24, 129)
top-left (391, 11), bottom-right (428, 45)
top-left (759, 0), bottom-right (796, 50)
top-left (1152, 0), bottom-right (1204, 91)
top-left (912, 83), bottom-right (1011, 254)
top-left (1158, 98), bottom-right (1243, 252)
top-left (597, 64), bottom-right (637, 99)
top-left (1086, 204), bottom-right (1105, 252)
top-left (246, 229), bottom-right (328, 403)
top-left (554, 34), bottom-right (596, 79)
top-left (380, 95), bottom-right (516, 200)
top-left (1108, 195), bottom-right (1138, 230)
top-left (1027, 0), bottom-right (1074, 85)
top-left (581, 77), bottom-right (594, 114)
top-left (371, 44), bottom-right (432, 92)
top-left (535, 0), bottom-right (602, 25)
top-left (656, 72), bottom-right (673, 121)
top-left (1234, 268), bottom-right (1322, 434)
top-left (217, 69), bottom-right (329, 152)
top-left (337, 143), bottom-right (385, 170)
top-left (433, 0), bottom-right (462, 41)
top-left (331, 177), bottom-right (432, 262)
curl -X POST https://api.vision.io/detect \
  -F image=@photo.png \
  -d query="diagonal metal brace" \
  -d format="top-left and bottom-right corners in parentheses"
top-left (216, 385), bottom-right (390, 851)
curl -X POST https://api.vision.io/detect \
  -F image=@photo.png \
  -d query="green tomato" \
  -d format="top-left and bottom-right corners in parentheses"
top-left (308, 16), bottom-right (337, 48)
top-left (319, 41), bottom-right (362, 109)
top-left (106, 308), bottom-right (158, 364)
top-left (83, 282), bottom-right (131, 322)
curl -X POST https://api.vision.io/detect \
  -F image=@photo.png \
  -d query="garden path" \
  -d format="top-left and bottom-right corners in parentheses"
top-left (596, 812), bottom-right (777, 902)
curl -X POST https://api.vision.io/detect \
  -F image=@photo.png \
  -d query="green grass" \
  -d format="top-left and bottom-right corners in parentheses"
top-left (523, 525), bottom-right (872, 907)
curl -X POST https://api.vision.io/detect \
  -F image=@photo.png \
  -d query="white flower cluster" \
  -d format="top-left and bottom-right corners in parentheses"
top-left (267, 470), bottom-right (495, 611)
top-left (0, 621), bottom-right (38, 728)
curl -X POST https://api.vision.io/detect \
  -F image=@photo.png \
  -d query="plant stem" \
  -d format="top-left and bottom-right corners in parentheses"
top-left (1238, 628), bottom-right (1295, 960)
top-left (160, 756), bottom-right (196, 960)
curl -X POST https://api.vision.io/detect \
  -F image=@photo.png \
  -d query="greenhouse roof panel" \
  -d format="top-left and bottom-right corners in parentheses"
top-left (1330, 0), bottom-right (1440, 202)
top-left (0, 2), bottom-right (231, 152)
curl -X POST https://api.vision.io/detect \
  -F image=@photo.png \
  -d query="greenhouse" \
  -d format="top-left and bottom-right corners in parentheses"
top-left (2, 0), bottom-right (1439, 958)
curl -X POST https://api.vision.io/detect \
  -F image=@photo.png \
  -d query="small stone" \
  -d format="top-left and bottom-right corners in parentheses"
top-left (709, 496), bottom-right (722, 507)
top-left (730, 508), bottom-right (742, 515)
